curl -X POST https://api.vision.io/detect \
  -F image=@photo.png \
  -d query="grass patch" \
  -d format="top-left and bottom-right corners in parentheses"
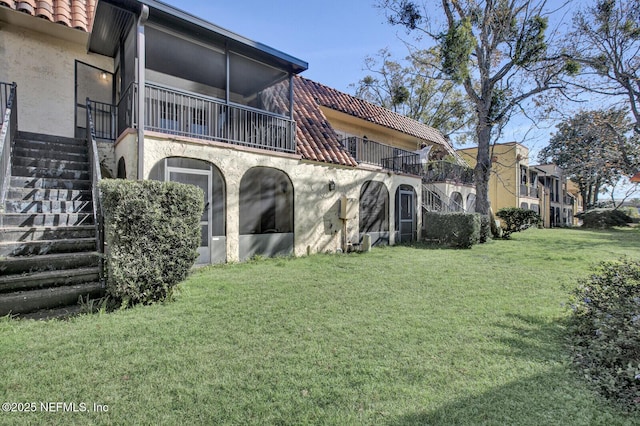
top-left (1, 228), bottom-right (639, 425)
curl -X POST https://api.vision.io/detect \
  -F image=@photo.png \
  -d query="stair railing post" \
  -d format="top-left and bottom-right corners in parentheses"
top-left (86, 98), bottom-right (105, 287)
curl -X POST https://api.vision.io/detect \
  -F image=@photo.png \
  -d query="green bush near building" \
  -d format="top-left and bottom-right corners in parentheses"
top-left (100, 179), bottom-right (204, 307)
top-left (423, 212), bottom-right (481, 248)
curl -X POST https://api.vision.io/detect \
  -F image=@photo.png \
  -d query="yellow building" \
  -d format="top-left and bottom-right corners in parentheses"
top-left (457, 142), bottom-right (541, 214)
top-left (458, 143), bottom-right (584, 227)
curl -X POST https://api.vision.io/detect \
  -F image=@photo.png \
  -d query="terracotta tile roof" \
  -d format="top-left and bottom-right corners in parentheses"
top-left (1, 0), bottom-right (95, 32)
top-left (294, 76), bottom-right (459, 160)
top-left (293, 77), bottom-right (358, 166)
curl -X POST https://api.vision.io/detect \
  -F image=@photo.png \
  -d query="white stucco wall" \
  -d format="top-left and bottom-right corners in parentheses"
top-left (0, 21), bottom-right (113, 138)
top-left (126, 133), bottom-right (422, 262)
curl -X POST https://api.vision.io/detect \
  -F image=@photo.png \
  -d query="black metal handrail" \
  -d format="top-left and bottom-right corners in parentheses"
top-left (117, 82), bottom-right (137, 136)
top-left (422, 183), bottom-right (466, 213)
top-left (0, 82), bottom-right (17, 210)
top-left (1, 82), bottom-right (14, 119)
top-left (86, 98), bottom-right (105, 286)
top-left (145, 83), bottom-right (296, 153)
top-left (342, 136), bottom-right (420, 174)
top-left (88, 99), bottom-right (117, 141)
top-left (422, 161), bottom-right (474, 185)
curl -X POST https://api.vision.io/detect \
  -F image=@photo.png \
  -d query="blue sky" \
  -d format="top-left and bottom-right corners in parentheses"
top-left (161, 0), bottom-right (410, 93)
top-left (159, 1), bottom-right (577, 149)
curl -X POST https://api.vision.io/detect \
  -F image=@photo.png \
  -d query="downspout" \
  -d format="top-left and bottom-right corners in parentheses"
top-left (136, 5), bottom-right (149, 180)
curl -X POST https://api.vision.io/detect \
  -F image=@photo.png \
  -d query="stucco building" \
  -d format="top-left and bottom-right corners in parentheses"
top-left (458, 142), bottom-right (582, 227)
top-left (0, 0), bottom-right (474, 314)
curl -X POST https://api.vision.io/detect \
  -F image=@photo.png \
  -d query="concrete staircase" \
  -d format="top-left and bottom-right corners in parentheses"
top-left (0, 132), bottom-right (103, 317)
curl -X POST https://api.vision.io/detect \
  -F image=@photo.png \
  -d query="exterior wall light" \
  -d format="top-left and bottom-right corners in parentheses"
top-left (328, 180), bottom-right (336, 191)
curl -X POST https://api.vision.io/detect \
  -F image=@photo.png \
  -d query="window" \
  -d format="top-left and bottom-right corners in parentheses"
top-left (240, 168), bottom-right (293, 234)
top-left (359, 181), bottom-right (389, 234)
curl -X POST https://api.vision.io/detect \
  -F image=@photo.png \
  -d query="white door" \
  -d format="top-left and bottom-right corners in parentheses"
top-left (166, 166), bottom-right (212, 265)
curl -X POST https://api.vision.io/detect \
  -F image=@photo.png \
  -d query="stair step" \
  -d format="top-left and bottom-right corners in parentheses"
top-left (0, 251), bottom-right (99, 274)
top-left (0, 213), bottom-right (93, 227)
top-left (3, 200), bottom-right (92, 214)
top-left (11, 166), bottom-right (90, 180)
top-left (13, 140), bottom-right (88, 155)
top-left (18, 304), bottom-right (85, 321)
top-left (0, 282), bottom-right (103, 316)
top-left (9, 176), bottom-right (91, 190)
top-left (12, 156), bottom-right (89, 170)
top-left (0, 267), bottom-right (100, 293)
top-left (12, 147), bottom-right (88, 162)
top-left (0, 226), bottom-right (95, 242)
top-left (5, 187), bottom-right (92, 201)
top-left (0, 238), bottom-right (97, 257)
top-left (16, 132), bottom-right (86, 146)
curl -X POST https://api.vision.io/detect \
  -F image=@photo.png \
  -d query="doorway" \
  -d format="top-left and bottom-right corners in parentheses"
top-left (396, 186), bottom-right (416, 243)
top-left (75, 61), bottom-right (113, 138)
top-left (166, 166), bottom-right (213, 265)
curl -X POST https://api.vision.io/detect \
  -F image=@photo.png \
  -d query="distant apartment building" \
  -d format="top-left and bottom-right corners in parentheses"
top-left (458, 142), bottom-right (583, 227)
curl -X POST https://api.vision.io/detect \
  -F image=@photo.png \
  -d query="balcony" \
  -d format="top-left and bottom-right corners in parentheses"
top-left (111, 83), bottom-right (296, 153)
top-left (423, 161), bottom-right (474, 185)
top-left (520, 184), bottom-right (539, 198)
top-left (342, 136), bottom-right (418, 173)
top-left (341, 137), bottom-right (473, 184)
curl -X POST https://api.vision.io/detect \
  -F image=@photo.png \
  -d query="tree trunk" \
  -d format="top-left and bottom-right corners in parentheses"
top-left (474, 116), bottom-right (493, 216)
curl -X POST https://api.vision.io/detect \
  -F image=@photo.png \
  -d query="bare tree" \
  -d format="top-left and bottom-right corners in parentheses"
top-left (569, 0), bottom-right (640, 134)
top-left (378, 0), bottom-right (573, 215)
top-left (353, 48), bottom-right (474, 145)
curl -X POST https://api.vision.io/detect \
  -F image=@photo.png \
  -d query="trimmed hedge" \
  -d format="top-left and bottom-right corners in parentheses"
top-left (568, 258), bottom-right (640, 412)
top-left (580, 208), bottom-right (633, 229)
top-left (496, 207), bottom-right (541, 238)
top-left (100, 179), bottom-right (204, 307)
top-left (423, 212), bottom-right (481, 248)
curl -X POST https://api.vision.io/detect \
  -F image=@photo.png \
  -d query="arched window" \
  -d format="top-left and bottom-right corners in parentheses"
top-left (451, 192), bottom-right (463, 211)
top-left (359, 181), bottom-right (389, 246)
top-left (117, 157), bottom-right (126, 179)
top-left (466, 193), bottom-right (476, 212)
top-left (239, 167), bottom-right (294, 260)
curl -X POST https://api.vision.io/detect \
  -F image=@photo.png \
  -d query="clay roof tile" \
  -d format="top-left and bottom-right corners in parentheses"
top-left (2, 0), bottom-right (92, 29)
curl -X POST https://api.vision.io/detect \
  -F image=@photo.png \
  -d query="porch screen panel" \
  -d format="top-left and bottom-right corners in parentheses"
top-left (229, 52), bottom-right (290, 116)
top-left (146, 26), bottom-right (226, 98)
top-left (359, 181), bottom-right (389, 234)
top-left (148, 157), bottom-right (226, 237)
top-left (239, 168), bottom-right (293, 235)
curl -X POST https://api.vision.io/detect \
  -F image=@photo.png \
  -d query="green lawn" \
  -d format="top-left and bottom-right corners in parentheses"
top-left (1, 228), bottom-right (639, 425)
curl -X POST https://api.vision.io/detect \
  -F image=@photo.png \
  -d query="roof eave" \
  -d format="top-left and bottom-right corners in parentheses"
top-left (89, 0), bottom-right (308, 73)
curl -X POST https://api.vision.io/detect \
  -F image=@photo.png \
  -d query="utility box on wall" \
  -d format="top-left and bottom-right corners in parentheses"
top-left (339, 196), bottom-right (357, 220)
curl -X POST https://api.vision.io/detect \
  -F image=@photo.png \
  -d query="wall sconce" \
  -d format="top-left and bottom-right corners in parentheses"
top-left (100, 72), bottom-right (108, 80)
top-left (328, 180), bottom-right (336, 191)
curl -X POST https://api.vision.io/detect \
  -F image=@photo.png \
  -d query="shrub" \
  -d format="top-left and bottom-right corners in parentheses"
top-left (619, 206), bottom-right (640, 219)
top-left (580, 208), bottom-right (633, 229)
top-left (568, 258), bottom-right (640, 412)
top-left (423, 212), bottom-right (481, 248)
top-left (100, 179), bottom-right (204, 307)
top-left (495, 207), bottom-right (540, 238)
